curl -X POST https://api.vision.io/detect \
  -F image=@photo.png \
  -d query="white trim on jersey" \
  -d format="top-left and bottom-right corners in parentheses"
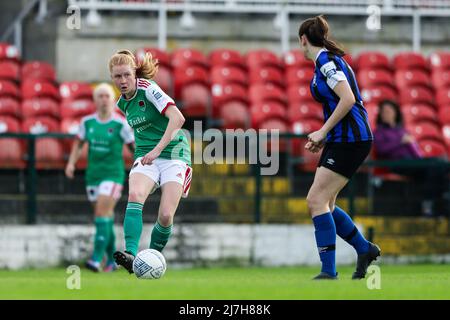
top-left (119, 118), bottom-right (134, 144)
top-left (141, 78), bottom-right (176, 115)
top-left (77, 114), bottom-right (96, 140)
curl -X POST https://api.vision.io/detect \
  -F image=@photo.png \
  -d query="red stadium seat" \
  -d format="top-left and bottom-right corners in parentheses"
top-left (399, 86), bottom-right (434, 106)
top-left (287, 102), bottom-right (322, 122)
top-left (220, 101), bottom-right (250, 129)
top-left (174, 66), bottom-right (209, 99)
top-left (355, 52), bottom-right (390, 71)
top-left (392, 52), bottom-right (428, 71)
top-left (357, 69), bottom-right (394, 88)
top-left (0, 97), bottom-right (20, 118)
top-left (291, 137), bottom-right (323, 172)
top-left (0, 116), bottom-right (20, 133)
top-left (171, 48), bottom-right (209, 69)
top-left (361, 85), bottom-right (397, 105)
top-left (59, 82), bottom-right (93, 101)
top-left (246, 49), bottom-right (282, 70)
top-left (258, 118), bottom-right (289, 152)
top-left (0, 80), bottom-right (20, 99)
top-left (428, 52), bottom-right (450, 71)
top-left (408, 121), bottom-right (442, 141)
top-left (249, 66), bottom-right (284, 87)
top-left (250, 101), bottom-right (287, 128)
top-left (438, 106), bottom-right (450, 125)
top-left (60, 117), bottom-right (81, 135)
top-left (365, 103), bottom-right (379, 130)
top-left (21, 98), bottom-right (60, 119)
top-left (431, 70), bottom-right (450, 90)
top-left (135, 47), bottom-right (171, 68)
top-left (21, 79), bottom-right (59, 100)
top-left (0, 61), bottom-right (20, 82)
top-left (0, 43), bottom-right (20, 61)
top-left (180, 83), bottom-right (210, 117)
top-left (21, 61), bottom-right (56, 82)
top-left (60, 99), bottom-right (96, 119)
top-left (402, 104), bottom-right (438, 126)
top-left (291, 118), bottom-right (322, 135)
top-left (153, 65), bottom-right (173, 95)
top-left (21, 116), bottom-right (59, 134)
top-left (290, 118), bottom-right (323, 172)
top-left (283, 50), bottom-right (314, 69)
top-left (0, 138), bottom-right (25, 169)
top-left (343, 54), bottom-right (355, 70)
top-left (443, 125), bottom-right (450, 148)
top-left (418, 139), bottom-right (447, 158)
top-left (286, 68), bottom-right (314, 86)
top-left (249, 83), bottom-right (286, 105)
top-left (287, 85), bottom-right (315, 103)
top-left (210, 66), bottom-right (247, 87)
top-left (209, 49), bottom-right (245, 69)
top-left (435, 87), bottom-right (450, 107)
top-left (211, 83), bottom-right (248, 115)
top-left (35, 138), bottom-right (65, 169)
top-left (60, 117), bottom-right (85, 162)
top-left (395, 69), bottom-right (430, 89)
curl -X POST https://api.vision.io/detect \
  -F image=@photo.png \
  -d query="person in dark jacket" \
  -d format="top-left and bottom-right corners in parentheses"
top-left (373, 99), bottom-right (448, 217)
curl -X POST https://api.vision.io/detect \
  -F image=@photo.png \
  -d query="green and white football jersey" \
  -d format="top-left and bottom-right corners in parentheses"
top-left (116, 78), bottom-right (191, 166)
top-left (78, 113), bottom-right (134, 186)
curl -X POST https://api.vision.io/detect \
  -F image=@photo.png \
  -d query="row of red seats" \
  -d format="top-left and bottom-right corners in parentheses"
top-left (0, 136), bottom-right (133, 170)
top-left (0, 80), bottom-right (93, 102)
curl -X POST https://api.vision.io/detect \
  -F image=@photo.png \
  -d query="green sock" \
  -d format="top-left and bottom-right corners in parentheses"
top-left (105, 217), bottom-right (116, 264)
top-left (124, 202), bottom-right (143, 256)
top-left (150, 221), bottom-right (173, 252)
top-left (92, 217), bottom-right (111, 263)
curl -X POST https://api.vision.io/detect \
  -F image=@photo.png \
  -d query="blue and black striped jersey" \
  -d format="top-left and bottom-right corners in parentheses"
top-left (310, 49), bottom-right (373, 143)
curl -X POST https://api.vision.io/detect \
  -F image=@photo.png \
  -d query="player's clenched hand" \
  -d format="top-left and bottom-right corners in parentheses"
top-left (305, 141), bottom-right (324, 153)
top-left (65, 163), bottom-right (75, 179)
top-left (141, 147), bottom-right (162, 165)
top-left (307, 129), bottom-right (327, 146)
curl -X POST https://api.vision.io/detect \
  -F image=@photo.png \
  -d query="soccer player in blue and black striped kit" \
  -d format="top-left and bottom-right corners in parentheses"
top-left (298, 15), bottom-right (381, 280)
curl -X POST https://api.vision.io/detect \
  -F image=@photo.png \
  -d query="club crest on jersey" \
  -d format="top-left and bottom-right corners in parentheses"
top-left (138, 100), bottom-right (146, 112)
top-left (108, 128), bottom-right (114, 135)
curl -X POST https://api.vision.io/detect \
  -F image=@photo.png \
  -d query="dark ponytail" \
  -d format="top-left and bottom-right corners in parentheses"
top-left (298, 15), bottom-right (346, 57)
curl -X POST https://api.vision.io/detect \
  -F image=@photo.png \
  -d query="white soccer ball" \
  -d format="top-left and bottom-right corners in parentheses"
top-left (133, 249), bottom-right (167, 279)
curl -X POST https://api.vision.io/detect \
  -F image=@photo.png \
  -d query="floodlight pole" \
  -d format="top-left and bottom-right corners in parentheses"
top-left (412, 11), bottom-right (421, 52)
top-left (158, 0), bottom-right (167, 50)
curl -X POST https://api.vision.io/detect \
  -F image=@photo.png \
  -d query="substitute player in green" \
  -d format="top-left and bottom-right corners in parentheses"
top-left (109, 50), bottom-right (192, 273)
top-left (65, 83), bottom-right (135, 272)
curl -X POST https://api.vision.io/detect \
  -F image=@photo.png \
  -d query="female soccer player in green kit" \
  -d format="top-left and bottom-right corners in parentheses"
top-left (109, 50), bottom-right (192, 274)
top-left (65, 83), bottom-right (135, 272)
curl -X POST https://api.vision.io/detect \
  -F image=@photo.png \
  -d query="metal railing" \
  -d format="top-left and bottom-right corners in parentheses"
top-left (1, 131), bottom-right (449, 224)
top-left (67, 0), bottom-right (450, 53)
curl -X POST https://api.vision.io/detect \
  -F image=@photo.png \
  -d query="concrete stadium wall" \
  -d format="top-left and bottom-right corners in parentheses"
top-left (46, 13), bottom-right (450, 82)
top-left (0, 223), bottom-right (358, 270)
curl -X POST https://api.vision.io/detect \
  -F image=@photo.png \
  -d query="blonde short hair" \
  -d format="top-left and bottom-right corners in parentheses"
top-left (93, 82), bottom-right (116, 101)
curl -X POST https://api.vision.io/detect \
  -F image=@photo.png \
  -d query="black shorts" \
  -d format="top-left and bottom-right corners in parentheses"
top-left (318, 141), bottom-right (372, 179)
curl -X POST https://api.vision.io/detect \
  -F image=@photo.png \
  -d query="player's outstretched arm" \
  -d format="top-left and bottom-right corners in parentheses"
top-left (65, 139), bottom-right (85, 179)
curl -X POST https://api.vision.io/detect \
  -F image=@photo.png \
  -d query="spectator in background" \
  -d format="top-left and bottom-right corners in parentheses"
top-left (373, 99), bottom-right (448, 217)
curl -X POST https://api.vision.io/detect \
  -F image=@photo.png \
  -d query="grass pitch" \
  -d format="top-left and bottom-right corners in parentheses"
top-left (0, 264), bottom-right (448, 300)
